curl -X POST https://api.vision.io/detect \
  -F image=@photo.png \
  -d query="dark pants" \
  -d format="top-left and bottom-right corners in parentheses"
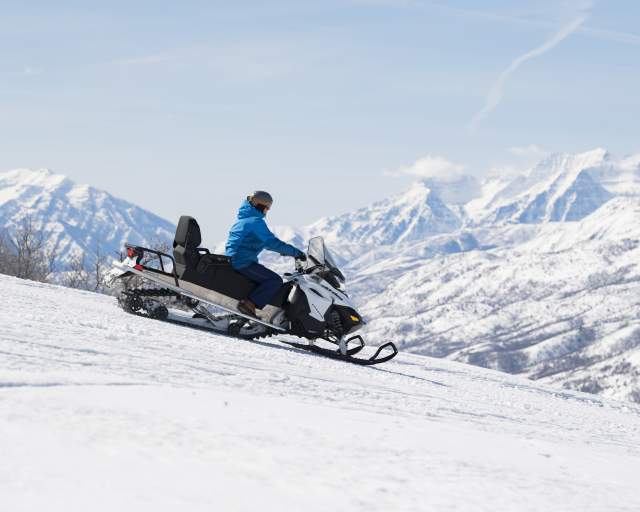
top-left (236, 262), bottom-right (283, 309)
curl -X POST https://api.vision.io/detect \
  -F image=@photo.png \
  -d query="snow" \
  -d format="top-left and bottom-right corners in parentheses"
top-left (465, 174), bottom-right (514, 219)
top-left (2, 274), bottom-right (640, 511)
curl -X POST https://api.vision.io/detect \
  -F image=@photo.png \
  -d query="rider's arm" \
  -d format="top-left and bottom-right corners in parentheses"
top-left (253, 219), bottom-right (302, 257)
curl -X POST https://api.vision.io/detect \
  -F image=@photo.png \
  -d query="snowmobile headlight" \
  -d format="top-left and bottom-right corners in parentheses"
top-left (350, 315), bottom-right (360, 323)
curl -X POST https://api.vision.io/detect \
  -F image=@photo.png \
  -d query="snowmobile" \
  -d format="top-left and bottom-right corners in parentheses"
top-left (104, 216), bottom-right (397, 365)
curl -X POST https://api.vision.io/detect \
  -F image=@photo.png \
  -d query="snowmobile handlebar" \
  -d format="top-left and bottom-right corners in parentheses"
top-left (294, 262), bottom-right (324, 276)
top-left (294, 256), bottom-right (314, 274)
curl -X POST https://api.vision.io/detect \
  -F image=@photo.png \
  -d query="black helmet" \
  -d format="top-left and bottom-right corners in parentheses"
top-left (250, 190), bottom-right (273, 210)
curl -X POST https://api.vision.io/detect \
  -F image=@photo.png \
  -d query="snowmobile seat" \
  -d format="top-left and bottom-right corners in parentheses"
top-left (172, 215), bottom-right (291, 307)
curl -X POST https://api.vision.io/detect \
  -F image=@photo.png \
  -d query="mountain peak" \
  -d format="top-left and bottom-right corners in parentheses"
top-left (0, 167), bottom-right (175, 266)
top-left (418, 174), bottom-right (481, 205)
top-left (529, 148), bottom-right (610, 181)
top-left (304, 180), bottom-right (463, 259)
top-left (0, 167), bottom-right (68, 190)
top-left (587, 147), bottom-right (610, 160)
top-left (405, 179), bottom-right (435, 199)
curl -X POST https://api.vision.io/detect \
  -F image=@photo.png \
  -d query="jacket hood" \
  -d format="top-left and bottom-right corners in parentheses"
top-left (237, 199), bottom-right (265, 220)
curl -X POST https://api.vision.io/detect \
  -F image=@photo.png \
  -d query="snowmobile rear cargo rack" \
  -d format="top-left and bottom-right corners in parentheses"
top-left (124, 243), bottom-right (180, 287)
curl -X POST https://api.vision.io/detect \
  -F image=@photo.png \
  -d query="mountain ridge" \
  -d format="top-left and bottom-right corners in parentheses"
top-left (0, 168), bottom-right (175, 266)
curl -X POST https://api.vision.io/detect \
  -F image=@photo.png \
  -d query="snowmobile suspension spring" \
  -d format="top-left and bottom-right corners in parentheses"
top-left (329, 310), bottom-right (344, 338)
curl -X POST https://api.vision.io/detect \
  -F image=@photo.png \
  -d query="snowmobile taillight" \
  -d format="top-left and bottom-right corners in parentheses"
top-left (127, 247), bottom-right (138, 259)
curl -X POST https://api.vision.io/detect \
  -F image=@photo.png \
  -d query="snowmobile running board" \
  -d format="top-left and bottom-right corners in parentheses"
top-left (112, 260), bottom-right (287, 332)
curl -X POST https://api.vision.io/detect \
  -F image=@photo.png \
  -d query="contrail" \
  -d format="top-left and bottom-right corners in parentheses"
top-left (469, 15), bottom-right (588, 132)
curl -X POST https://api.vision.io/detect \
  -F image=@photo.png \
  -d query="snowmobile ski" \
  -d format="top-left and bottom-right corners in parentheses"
top-left (279, 337), bottom-right (398, 366)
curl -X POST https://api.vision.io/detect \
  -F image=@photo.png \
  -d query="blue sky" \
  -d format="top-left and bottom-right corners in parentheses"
top-left (2, 0), bottom-right (639, 241)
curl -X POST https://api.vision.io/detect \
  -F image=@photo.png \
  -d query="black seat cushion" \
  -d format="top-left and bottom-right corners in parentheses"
top-left (197, 253), bottom-right (231, 273)
top-left (183, 263), bottom-right (254, 301)
top-left (184, 257), bottom-right (292, 307)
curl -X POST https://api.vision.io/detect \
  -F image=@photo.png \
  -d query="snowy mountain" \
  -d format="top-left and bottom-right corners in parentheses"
top-left (357, 196), bottom-right (640, 402)
top-left (583, 150), bottom-right (640, 197)
top-left (297, 149), bottom-right (632, 263)
top-left (2, 273), bottom-right (640, 511)
top-left (303, 181), bottom-right (465, 260)
top-left (0, 168), bottom-right (175, 266)
top-left (270, 149), bottom-right (640, 403)
top-left (466, 149), bottom-right (614, 224)
top-left (421, 174), bottom-right (480, 205)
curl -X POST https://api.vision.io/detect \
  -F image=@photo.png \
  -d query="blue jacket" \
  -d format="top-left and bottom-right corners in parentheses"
top-left (225, 199), bottom-right (301, 269)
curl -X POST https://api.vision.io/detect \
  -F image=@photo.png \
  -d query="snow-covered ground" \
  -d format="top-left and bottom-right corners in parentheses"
top-left (2, 273), bottom-right (640, 511)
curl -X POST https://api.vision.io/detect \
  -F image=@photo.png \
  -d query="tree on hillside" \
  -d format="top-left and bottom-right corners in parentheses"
top-left (0, 218), bottom-right (56, 282)
top-left (63, 242), bottom-right (110, 292)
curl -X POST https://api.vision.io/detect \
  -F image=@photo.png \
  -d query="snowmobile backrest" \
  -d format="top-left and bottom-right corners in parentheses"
top-left (173, 216), bottom-right (202, 249)
top-left (173, 216), bottom-right (202, 278)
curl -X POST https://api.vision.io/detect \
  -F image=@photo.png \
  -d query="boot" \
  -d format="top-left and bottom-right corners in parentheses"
top-left (237, 299), bottom-right (257, 317)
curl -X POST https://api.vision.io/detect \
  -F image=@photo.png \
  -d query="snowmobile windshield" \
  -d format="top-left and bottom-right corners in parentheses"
top-left (307, 237), bottom-right (345, 284)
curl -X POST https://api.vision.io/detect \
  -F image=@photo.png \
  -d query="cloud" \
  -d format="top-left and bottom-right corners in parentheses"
top-left (509, 144), bottom-right (547, 158)
top-left (120, 53), bottom-right (176, 66)
top-left (581, 26), bottom-right (640, 46)
top-left (2, 66), bottom-right (44, 76)
top-left (22, 66), bottom-right (44, 76)
top-left (361, 1), bottom-right (640, 48)
top-left (115, 42), bottom-right (301, 83)
top-left (487, 164), bottom-right (528, 179)
top-left (469, 13), bottom-right (590, 132)
top-left (384, 155), bottom-right (466, 181)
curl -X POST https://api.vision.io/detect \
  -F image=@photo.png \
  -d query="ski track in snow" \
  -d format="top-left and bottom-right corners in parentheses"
top-left (1, 274), bottom-right (640, 511)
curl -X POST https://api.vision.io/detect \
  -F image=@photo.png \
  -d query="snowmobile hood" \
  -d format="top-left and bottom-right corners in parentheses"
top-left (237, 199), bottom-right (265, 220)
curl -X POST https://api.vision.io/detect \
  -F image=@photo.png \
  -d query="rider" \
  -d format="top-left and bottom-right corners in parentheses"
top-left (225, 191), bottom-right (306, 317)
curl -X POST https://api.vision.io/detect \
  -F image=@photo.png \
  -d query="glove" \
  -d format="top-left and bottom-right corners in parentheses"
top-left (295, 251), bottom-right (307, 262)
